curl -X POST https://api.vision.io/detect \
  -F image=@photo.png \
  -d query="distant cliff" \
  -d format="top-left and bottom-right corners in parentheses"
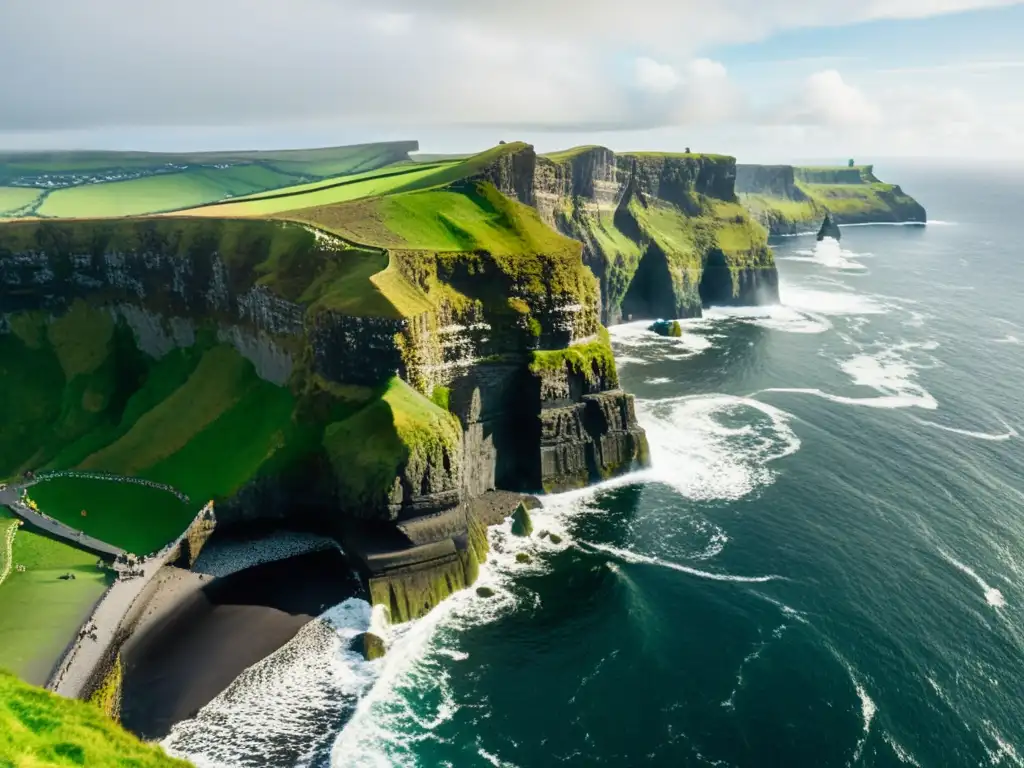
top-left (737, 163), bottom-right (926, 235)
top-left (472, 145), bottom-right (780, 325)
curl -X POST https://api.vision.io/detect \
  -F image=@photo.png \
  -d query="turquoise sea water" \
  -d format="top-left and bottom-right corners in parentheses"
top-left (166, 165), bottom-right (1024, 768)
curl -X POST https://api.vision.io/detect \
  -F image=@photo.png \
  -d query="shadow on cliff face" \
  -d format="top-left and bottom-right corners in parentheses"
top-left (119, 549), bottom-right (359, 741)
top-left (620, 243), bottom-right (678, 321)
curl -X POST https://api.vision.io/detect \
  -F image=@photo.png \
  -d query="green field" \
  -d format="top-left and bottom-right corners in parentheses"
top-left (0, 512), bottom-right (111, 685)
top-left (0, 187), bottom-right (43, 217)
top-left (0, 669), bottom-right (190, 767)
top-left (26, 478), bottom-right (190, 555)
top-left (183, 161), bottom-right (459, 218)
top-left (1, 141), bottom-right (419, 220)
top-left (34, 166), bottom-right (302, 218)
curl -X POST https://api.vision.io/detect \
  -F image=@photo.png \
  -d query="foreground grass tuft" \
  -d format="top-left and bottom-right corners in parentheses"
top-left (0, 668), bottom-right (192, 767)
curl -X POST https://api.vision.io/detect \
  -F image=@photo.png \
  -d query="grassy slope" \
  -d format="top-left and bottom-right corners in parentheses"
top-left (0, 306), bottom-right (305, 553)
top-left (323, 377), bottom-right (462, 512)
top-left (0, 669), bottom-right (190, 767)
top-left (0, 512), bottom-right (111, 685)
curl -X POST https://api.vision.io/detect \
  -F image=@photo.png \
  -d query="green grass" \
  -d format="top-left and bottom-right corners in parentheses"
top-left (0, 527), bottom-right (111, 684)
top-left (0, 312), bottom-right (307, 552)
top-left (296, 183), bottom-right (577, 257)
top-left (530, 327), bottom-right (618, 386)
top-left (541, 145), bottom-right (604, 163)
top-left (0, 669), bottom-right (191, 767)
top-left (620, 151), bottom-right (733, 161)
top-left (35, 168), bottom-right (286, 218)
top-left (26, 478), bottom-right (191, 555)
top-left (7, 144), bottom-right (419, 220)
top-left (740, 193), bottom-right (820, 222)
top-left (78, 345), bottom-right (256, 476)
top-left (0, 187), bottom-right (42, 216)
top-left (182, 163), bottom-right (456, 218)
top-left (323, 377), bottom-right (462, 514)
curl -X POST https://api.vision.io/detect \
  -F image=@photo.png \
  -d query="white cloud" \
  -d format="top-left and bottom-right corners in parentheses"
top-left (795, 70), bottom-right (883, 127)
top-left (634, 58), bottom-right (680, 94)
top-left (0, 0), bottom-right (1021, 158)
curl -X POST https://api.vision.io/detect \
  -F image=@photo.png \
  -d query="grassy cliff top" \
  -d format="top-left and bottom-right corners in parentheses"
top-left (0, 669), bottom-right (191, 767)
top-left (541, 145), bottom-right (607, 163)
top-left (621, 151), bottom-right (734, 162)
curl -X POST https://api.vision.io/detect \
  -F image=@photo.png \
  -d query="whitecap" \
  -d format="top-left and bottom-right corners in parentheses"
top-left (609, 319), bottom-right (714, 358)
top-left (163, 598), bottom-right (377, 768)
top-left (636, 394), bottom-right (801, 501)
top-left (993, 335), bottom-right (1021, 345)
top-left (983, 721), bottom-right (1024, 767)
top-left (781, 238), bottom-right (868, 271)
top-left (578, 540), bottom-right (785, 583)
top-left (884, 733), bottom-right (922, 766)
top-left (937, 549), bottom-right (1007, 608)
top-left (756, 341), bottom-right (939, 410)
top-left (910, 416), bottom-right (1017, 442)
top-left (644, 377), bottom-right (673, 385)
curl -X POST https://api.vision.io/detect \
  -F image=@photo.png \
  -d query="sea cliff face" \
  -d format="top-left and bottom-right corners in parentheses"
top-left (0, 210), bottom-right (648, 622)
top-left (477, 145), bottom-right (780, 325)
top-left (737, 163), bottom-right (926, 235)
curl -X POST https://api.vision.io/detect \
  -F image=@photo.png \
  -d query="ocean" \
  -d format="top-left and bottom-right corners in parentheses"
top-left (164, 164), bottom-right (1024, 768)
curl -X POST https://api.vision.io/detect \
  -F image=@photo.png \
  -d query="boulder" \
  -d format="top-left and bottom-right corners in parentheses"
top-left (510, 502), bottom-right (533, 537)
top-left (649, 319), bottom-right (683, 337)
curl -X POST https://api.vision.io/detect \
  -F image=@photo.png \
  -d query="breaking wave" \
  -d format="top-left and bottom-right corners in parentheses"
top-left (636, 394), bottom-right (801, 501)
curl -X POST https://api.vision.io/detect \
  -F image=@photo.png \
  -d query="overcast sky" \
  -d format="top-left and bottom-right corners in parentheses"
top-left (2, 0), bottom-right (1023, 162)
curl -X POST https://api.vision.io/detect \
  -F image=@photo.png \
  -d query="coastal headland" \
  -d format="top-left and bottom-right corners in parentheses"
top-left (0, 139), bottom-right (926, 756)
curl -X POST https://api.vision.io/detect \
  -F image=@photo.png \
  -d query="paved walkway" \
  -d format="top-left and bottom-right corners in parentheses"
top-left (47, 501), bottom-right (215, 698)
top-left (49, 552), bottom-right (166, 698)
top-left (0, 485), bottom-right (125, 559)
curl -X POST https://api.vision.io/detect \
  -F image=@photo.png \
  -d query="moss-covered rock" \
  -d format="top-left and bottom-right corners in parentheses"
top-left (649, 319), bottom-right (683, 337)
top-left (86, 655), bottom-right (123, 723)
top-left (510, 502), bottom-right (533, 537)
top-left (476, 586), bottom-right (495, 598)
top-left (361, 632), bottom-right (386, 661)
top-left (549, 533), bottom-right (563, 545)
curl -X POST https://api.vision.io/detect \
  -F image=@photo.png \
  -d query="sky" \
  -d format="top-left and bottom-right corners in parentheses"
top-left (1, 0), bottom-right (1023, 162)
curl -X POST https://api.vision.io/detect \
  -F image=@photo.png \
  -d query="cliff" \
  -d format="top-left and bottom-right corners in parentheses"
top-left (521, 147), bottom-right (779, 324)
top-left (737, 163), bottom-right (926, 235)
top-left (0, 144), bottom-right (651, 623)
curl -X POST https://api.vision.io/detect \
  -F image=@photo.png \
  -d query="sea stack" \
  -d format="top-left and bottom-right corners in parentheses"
top-left (817, 212), bottom-right (842, 241)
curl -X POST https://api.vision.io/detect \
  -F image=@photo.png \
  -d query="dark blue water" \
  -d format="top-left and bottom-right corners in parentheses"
top-left (167, 166), bottom-right (1024, 768)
